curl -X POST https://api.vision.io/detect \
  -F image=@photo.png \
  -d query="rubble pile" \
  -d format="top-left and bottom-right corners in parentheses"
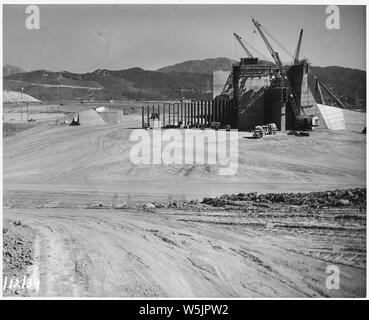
top-left (3, 221), bottom-right (34, 277)
top-left (202, 188), bottom-right (366, 208)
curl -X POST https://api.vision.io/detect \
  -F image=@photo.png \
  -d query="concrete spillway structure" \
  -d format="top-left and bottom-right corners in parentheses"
top-left (221, 57), bottom-right (362, 132)
top-left (98, 109), bottom-right (124, 123)
top-left (77, 108), bottom-right (124, 125)
top-left (231, 58), bottom-right (295, 131)
top-left (78, 109), bottom-right (106, 125)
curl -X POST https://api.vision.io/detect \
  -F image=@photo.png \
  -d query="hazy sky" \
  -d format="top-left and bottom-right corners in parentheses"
top-left (3, 4), bottom-right (366, 72)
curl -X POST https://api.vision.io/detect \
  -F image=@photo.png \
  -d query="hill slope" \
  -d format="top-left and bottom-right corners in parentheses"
top-left (309, 66), bottom-right (366, 106)
top-left (3, 64), bottom-right (25, 77)
top-left (3, 59), bottom-right (366, 106)
top-left (157, 58), bottom-right (237, 74)
top-left (157, 57), bottom-right (275, 74)
top-left (4, 68), bottom-right (212, 102)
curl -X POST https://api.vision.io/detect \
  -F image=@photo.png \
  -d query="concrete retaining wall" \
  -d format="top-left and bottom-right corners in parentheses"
top-left (317, 104), bottom-right (345, 130)
top-left (79, 109), bottom-right (106, 125)
top-left (98, 110), bottom-right (123, 123)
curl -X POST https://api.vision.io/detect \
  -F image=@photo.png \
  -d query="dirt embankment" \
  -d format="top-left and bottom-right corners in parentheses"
top-left (3, 220), bottom-right (37, 296)
top-left (201, 188), bottom-right (366, 208)
top-left (3, 122), bottom-right (41, 138)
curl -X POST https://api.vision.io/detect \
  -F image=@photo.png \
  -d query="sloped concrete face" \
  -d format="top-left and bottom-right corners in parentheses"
top-left (343, 109), bottom-right (366, 132)
top-left (317, 104), bottom-right (345, 130)
top-left (79, 109), bottom-right (106, 125)
top-left (301, 104), bottom-right (365, 131)
top-left (213, 70), bottom-right (230, 98)
top-left (98, 110), bottom-right (124, 123)
top-left (300, 73), bottom-right (316, 108)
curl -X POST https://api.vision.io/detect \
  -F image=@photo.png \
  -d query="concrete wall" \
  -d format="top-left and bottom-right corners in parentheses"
top-left (316, 104), bottom-right (345, 130)
top-left (300, 72), bottom-right (316, 107)
top-left (287, 62), bottom-right (316, 110)
top-left (79, 109), bottom-right (106, 125)
top-left (264, 90), bottom-right (281, 130)
top-left (212, 70), bottom-right (230, 99)
top-left (240, 77), bottom-right (270, 94)
top-left (343, 109), bottom-right (366, 132)
top-left (303, 104), bottom-right (365, 131)
top-left (237, 89), bottom-right (265, 131)
top-left (98, 110), bottom-right (124, 123)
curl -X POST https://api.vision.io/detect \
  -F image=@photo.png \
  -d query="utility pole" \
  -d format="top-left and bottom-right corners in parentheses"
top-left (20, 87), bottom-right (23, 121)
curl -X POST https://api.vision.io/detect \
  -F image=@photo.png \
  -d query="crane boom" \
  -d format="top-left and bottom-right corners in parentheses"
top-left (312, 74), bottom-right (345, 109)
top-left (252, 18), bottom-right (283, 69)
top-left (315, 79), bottom-right (325, 105)
top-left (293, 29), bottom-right (303, 64)
top-left (233, 32), bottom-right (253, 58)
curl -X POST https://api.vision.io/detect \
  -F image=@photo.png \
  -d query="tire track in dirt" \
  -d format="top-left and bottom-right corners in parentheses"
top-left (4, 198), bottom-right (366, 298)
top-left (32, 225), bottom-right (84, 297)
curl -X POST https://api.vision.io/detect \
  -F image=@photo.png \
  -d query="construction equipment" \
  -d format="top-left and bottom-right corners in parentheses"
top-left (262, 123), bottom-right (277, 135)
top-left (253, 125), bottom-right (265, 138)
top-left (295, 115), bottom-right (319, 131)
top-left (311, 74), bottom-right (345, 109)
top-left (221, 29), bottom-right (268, 97)
top-left (252, 18), bottom-right (283, 70)
top-left (315, 78), bottom-right (325, 105)
top-left (150, 112), bottom-right (161, 129)
top-left (70, 115), bottom-right (80, 126)
top-left (252, 19), bottom-right (321, 130)
top-left (253, 123), bottom-right (277, 138)
top-left (233, 32), bottom-right (253, 58)
top-left (288, 130), bottom-right (310, 137)
top-left (150, 112), bottom-right (160, 120)
top-left (211, 122), bottom-right (221, 130)
top-left (293, 29), bottom-right (304, 64)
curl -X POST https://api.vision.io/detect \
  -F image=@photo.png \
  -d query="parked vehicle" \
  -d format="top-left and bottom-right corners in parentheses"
top-left (253, 125), bottom-right (265, 139)
top-left (262, 123), bottom-right (277, 135)
top-left (296, 115), bottom-right (319, 131)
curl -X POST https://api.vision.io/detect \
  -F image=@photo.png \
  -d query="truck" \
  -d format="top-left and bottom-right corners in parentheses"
top-left (253, 125), bottom-right (265, 139)
top-left (296, 115), bottom-right (319, 131)
top-left (262, 123), bottom-right (277, 135)
top-left (253, 123), bottom-right (277, 139)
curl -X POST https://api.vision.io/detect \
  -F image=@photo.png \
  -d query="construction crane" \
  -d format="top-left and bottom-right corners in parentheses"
top-left (311, 74), bottom-right (345, 109)
top-left (252, 18), bottom-right (283, 69)
top-left (293, 29), bottom-right (303, 64)
top-left (314, 78), bottom-right (325, 105)
top-left (252, 18), bottom-right (305, 124)
top-left (233, 32), bottom-right (253, 58)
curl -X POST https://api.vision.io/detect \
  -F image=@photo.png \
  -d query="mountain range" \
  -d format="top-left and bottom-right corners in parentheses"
top-left (3, 58), bottom-right (366, 107)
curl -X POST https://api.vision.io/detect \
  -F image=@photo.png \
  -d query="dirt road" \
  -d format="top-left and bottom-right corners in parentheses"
top-left (5, 195), bottom-right (365, 297)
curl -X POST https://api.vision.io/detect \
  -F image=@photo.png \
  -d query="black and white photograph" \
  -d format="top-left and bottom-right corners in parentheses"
top-left (1, 1), bottom-right (367, 304)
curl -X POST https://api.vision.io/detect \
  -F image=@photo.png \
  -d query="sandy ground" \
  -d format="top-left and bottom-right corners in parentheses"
top-left (3, 112), bottom-right (66, 122)
top-left (4, 199), bottom-right (366, 297)
top-left (3, 114), bottom-right (366, 203)
top-left (3, 113), bottom-right (366, 297)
